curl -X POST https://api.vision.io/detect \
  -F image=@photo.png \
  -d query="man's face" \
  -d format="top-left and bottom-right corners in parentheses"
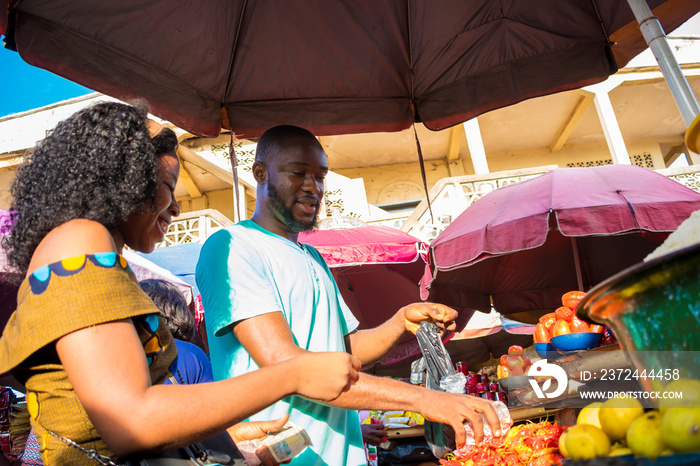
top-left (263, 136), bottom-right (328, 233)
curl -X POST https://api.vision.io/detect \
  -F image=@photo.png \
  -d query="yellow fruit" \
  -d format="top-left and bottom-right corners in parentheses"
top-left (565, 424), bottom-right (611, 460)
top-left (599, 396), bottom-right (644, 441)
top-left (558, 429), bottom-right (570, 458)
top-left (658, 378), bottom-right (700, 415)
top-left (577, 402), bottom-right (603, 429)
top-left (660, 407), bottom-right (700, 452)
top-left (626, 411), bottom-right (665, 459)
top-left (610, 440), bottom-right (627, 449)
top-left (609, 447), bottom-right (633, 456)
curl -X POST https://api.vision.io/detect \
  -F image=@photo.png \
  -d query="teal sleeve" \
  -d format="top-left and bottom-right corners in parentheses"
top-left (196, 228), bottom-right (282, 338)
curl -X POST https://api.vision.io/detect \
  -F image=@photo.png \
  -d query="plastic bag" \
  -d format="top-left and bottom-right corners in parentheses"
top-left (415, 323), bottom-right (514, 459)
top-left (415, 322), bottom-right (465, 458)
top-left (455, 401), bottom-right (513, 458)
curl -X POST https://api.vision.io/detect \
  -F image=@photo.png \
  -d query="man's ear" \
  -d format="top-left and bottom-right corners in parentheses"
top-left (252, 161), bottom-right (267, 184)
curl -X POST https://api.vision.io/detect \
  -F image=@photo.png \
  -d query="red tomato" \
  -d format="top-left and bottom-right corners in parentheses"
top-left (554, 306), bottom-right (573, 322)
top-left (540, 314), bottom-right (557, 334)
top-left (552, 319), bottom-right (571, 337)
top-left (538, 312), bottom-right (555, 324)
top-left (562, 290), bottom-right (586, 309)
top-left (507, 345), bottom-right (524, 356)
top-left (497, 365), bottom-right (511, 379)
top-left (439, 460), bottom-right (462, 466)
top-left (589, 324), bottom-right (605, 334)
top-left (602, 328), bottom-right (617, 345)
top-left (570, 316), bottom-right (590, 333)
top-left (534, 323), bottom-right (550, 343)
top-left (500, 354), bottom-right (509, 366)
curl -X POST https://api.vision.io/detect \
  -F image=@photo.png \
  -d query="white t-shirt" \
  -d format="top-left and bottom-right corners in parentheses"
top-left (196, 220), bottom-right (365, 466)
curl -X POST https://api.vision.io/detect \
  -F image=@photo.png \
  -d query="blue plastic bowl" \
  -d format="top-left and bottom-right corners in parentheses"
top-left (550, 332), bottom-right (603, 352)
top-left (534, 342), bottom-right (561, 359)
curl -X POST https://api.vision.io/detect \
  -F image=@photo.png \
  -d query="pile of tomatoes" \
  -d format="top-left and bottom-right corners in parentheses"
top-left (532, 291), bottom-right (613, 344)
top-left (439, 421), bottom-right (565, 466)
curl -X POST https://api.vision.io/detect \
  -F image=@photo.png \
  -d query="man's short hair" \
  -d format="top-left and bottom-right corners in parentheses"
top-left (255, 125), bottom-right (321, 165)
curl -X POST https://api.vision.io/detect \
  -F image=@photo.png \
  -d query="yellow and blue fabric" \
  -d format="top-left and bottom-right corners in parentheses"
top-left (0, 253), bottom-right (177, 465)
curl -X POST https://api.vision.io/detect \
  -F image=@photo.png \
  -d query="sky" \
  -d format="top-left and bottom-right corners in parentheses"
top-left (0, 12), bottom-right (698, 119)
top-left (0, 43), bottom-right (94, 118)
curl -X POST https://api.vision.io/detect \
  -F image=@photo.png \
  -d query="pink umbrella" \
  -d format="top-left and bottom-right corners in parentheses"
top-left (299, 225), bottom-right (443, 364)
top-left (421, 165), bottom-right (700, 317)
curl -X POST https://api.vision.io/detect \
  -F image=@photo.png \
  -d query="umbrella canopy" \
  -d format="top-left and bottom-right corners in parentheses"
top-left (299, 225), bottom-right (437, 363)
top-left (1, 1), bottom-right (696, 137)
top-left (421, 165), bottom-right (700, 318)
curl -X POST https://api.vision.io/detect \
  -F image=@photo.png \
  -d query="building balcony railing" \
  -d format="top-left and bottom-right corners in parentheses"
top-left (390, 165), bottom-right (558, 242)
top-left (158, 208), bottom-right (233, 247)
top-left (164, 165), bottom-right (700, 246)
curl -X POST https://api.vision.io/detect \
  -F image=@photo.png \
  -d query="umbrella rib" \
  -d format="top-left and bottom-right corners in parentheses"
top-left (589, 0), bottom-right (613, 46)
top-left (224, 0), bottom-right (249, 99)
top-left (490, 254), bottom-right (508, 304)
top-left (616, 189), bottom-right (644, 234)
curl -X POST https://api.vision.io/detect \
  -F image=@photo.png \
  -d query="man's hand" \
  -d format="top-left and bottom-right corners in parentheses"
top-left (402, 302), bottom-right (458, 334)
top-left (361, 422), bottom-right (387, 446)
top-left (419, 391), bottom-right (501, 447)
top-left (227, 415), bottom-right (291, 466)
top-left (226, 414), bottom-right (289, 443)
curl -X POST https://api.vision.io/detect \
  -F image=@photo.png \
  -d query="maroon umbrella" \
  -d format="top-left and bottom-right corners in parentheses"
top-left (299, 225), bottom-right (446, 364)
top-left (421, 165), bottom-right (700, 317)
top-left (1, 1), bottom-right (696, 137)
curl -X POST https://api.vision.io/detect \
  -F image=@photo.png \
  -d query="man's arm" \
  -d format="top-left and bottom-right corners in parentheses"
top-left (343, 302), bottom-right (457, 365)
top-left (233, 312), bottom-right (501, 446)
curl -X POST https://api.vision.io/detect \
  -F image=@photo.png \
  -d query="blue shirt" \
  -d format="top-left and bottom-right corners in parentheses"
top-left (165, 339), bottom-right (214, 385)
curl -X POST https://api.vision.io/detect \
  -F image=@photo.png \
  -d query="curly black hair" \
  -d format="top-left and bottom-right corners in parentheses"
top-left (2, 101), bottom-right (177, 276)
top-left (139, 278), bottom-right (195, 342)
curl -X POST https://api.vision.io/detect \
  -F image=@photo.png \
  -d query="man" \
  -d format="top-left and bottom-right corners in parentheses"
top-left (196, 125), bottom-right (499, 466)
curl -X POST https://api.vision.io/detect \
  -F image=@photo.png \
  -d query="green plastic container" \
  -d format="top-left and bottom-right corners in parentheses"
top-left (576, 242), bottom-right (700, 396)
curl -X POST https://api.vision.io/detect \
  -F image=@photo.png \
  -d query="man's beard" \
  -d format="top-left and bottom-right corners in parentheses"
top-left (267, 182), bottom-right (319, 232)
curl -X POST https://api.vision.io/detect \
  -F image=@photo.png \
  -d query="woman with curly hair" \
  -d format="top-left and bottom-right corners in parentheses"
top-left (0, 102), bottom-right (360, 465)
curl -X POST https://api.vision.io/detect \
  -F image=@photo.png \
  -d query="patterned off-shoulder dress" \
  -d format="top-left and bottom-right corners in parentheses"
top-left (0, 253), bottom-right (177, 465)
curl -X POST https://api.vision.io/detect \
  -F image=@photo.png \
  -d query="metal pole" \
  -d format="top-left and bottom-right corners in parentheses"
top-left (571, 238), bottom-right (584, 292)
top-left (626, 0), bottom-right (700, 126)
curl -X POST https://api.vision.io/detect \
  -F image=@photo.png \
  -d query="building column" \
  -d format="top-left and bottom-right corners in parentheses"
top-left (587, 81), bottom-right (632, 165)
top-left (464, 118), bottom-right (490, 174)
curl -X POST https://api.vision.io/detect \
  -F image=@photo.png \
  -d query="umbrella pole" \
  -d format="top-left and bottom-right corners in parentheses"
top-left (626, 0), bottom-right (700, 126)
top-left (571, 238), bottom-right (584, 291)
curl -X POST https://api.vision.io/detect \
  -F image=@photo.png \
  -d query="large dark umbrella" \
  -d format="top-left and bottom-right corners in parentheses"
top-left (1, 1), bottom-right (696, 138)
top-left (421, 165), bottom-right (700, 320)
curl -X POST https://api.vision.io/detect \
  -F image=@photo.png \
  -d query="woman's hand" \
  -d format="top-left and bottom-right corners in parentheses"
top-left (401, 302), bottom-right (458, 334)
top-left (289, 352), bottom-right (361, 401)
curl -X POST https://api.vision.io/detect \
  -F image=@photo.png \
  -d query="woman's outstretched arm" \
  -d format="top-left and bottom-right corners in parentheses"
top-left (56, 320), bottom-right (359, 457)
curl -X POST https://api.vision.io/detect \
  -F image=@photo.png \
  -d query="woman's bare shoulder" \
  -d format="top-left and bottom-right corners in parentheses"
top-left (27, 219), bottom-right (118, 275)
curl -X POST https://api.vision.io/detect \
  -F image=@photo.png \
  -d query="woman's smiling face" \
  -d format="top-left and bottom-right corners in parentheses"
top-left (119, 153), bottom-right (181, 253)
